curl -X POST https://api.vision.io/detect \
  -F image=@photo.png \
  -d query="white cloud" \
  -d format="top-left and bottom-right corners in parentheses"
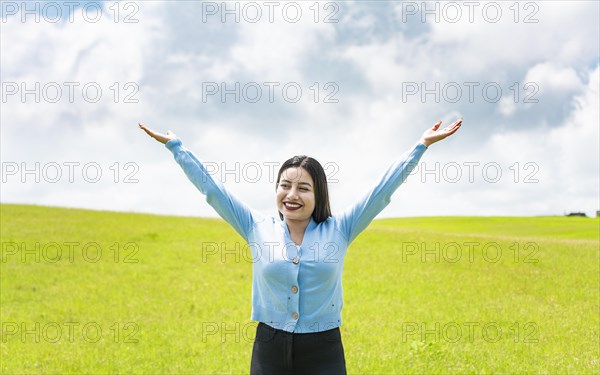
top-left (422, 1), bottom-right (599, 73)
top-left (524, 63), bottom-right (582, 93)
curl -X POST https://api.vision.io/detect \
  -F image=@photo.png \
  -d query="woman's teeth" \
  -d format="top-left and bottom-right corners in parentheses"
top-left (284, 202), bottom-right (302, 210)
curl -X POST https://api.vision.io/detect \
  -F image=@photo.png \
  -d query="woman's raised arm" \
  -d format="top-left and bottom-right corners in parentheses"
top-left (139, 123), bottom-right (259, 241)
top-left (335, 118), bottom-right (462, 245)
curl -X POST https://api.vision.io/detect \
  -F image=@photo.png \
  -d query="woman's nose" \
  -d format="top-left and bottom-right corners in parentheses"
top-left (287, 188), bottom-right (299, 199)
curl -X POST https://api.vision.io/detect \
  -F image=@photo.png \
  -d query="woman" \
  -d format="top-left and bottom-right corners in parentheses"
top-left (139, 118), bottom-right (462, 374)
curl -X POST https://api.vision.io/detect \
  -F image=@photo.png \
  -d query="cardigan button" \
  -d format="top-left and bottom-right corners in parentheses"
top-left (291, 285), bottom-right (298, 294)
top-left (292, 257), bottom-right (299, 264)
top-left (292, 312), bottom-right (299, 320)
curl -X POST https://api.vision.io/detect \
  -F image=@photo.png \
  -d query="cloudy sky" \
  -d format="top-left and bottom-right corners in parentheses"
top-left (1, 0), bottom-right (599, 219)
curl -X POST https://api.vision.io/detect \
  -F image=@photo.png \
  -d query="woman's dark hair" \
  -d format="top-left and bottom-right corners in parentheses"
top-left (276, 155), bottom-right (332, 223)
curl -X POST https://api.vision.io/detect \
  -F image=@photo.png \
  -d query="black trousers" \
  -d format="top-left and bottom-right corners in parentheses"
top-left (250, 322), bottom-right (347, 375)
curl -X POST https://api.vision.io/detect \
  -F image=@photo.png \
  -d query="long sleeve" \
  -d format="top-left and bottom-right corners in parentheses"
top-left (165, 138), bottom-right (258, 241)
top-left (335, 142), bottom-right (427, 244)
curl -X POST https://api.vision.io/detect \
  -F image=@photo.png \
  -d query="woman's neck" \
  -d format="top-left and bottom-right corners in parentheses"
top-left (285, 217), bottom-right (310, 245)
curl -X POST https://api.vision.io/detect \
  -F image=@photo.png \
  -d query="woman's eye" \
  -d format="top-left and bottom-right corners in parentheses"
top-left (300, 188), bottom-right (308, 192)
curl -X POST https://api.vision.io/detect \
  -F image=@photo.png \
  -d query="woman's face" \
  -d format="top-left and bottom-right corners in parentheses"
top-left (276, 167), bottom-right (316, 223)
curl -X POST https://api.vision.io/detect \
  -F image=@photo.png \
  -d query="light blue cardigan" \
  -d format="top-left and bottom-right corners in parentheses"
top-left (165, 138), bottom-right (427, 333)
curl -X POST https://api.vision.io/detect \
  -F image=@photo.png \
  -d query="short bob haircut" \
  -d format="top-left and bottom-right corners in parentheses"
top-left (276, 155), bottom-right (332, 223)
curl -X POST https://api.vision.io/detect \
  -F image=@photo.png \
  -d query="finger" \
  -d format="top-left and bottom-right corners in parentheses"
top-left (447, 123), bottom-right (462, 135)
top-left (447, 119), bottom-right (462, 129)
top-left (432, 120), bottom-right (442, 131)
top-left (441, 124), bottom-right (459, 135)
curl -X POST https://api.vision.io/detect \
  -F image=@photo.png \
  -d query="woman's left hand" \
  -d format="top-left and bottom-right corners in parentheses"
top-left (419, 118), bottom-right (462, 147)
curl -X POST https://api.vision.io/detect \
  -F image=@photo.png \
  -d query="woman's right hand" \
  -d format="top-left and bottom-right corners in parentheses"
top-left (138, 123), bottom-right (177, 144)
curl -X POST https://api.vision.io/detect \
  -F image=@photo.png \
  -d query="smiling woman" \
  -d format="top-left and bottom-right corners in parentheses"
top-left (276, 155), bottom-right (331, 246)
top-left (138, 119), bottom-right (461, 375)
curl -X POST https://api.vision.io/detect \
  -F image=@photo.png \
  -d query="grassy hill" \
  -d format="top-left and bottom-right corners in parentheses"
top-left (1, 204), bottom-right (598, 373)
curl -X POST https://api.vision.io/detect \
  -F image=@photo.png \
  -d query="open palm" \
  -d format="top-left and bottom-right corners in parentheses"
top-left (420, 118), bottom-right (462, 147)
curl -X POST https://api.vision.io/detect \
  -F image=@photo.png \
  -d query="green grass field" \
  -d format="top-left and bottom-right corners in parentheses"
top-left (1, 203), bottom-right (598, 374)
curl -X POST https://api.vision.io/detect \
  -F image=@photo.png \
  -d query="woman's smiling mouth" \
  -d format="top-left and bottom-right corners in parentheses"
top-left (283, 201), bottom-right (303, 211)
